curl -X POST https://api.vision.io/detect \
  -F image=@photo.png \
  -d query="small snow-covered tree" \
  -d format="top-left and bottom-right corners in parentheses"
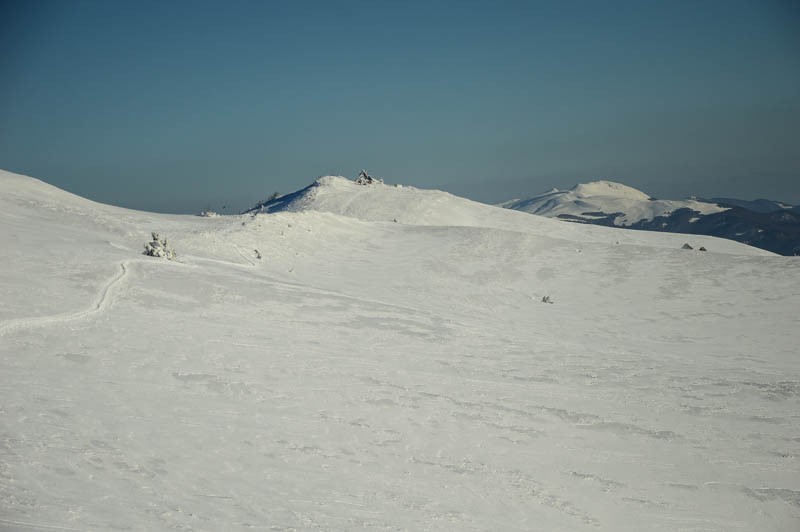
top-left (143, 232), bottom-right (177, 260)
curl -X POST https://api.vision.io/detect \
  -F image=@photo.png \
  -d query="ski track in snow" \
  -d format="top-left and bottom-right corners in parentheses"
top-left (0, 518), bottom-right (82, 531)
top-left (184, 252), bottom-right (469, 330)
top-left (231, 244), bottom-right (257, 266)
top-left (0, 260), bottom-right (130, 336)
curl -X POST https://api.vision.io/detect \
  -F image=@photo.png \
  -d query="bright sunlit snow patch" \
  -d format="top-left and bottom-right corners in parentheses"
top-left (1, 169), bottom-right (797, 531)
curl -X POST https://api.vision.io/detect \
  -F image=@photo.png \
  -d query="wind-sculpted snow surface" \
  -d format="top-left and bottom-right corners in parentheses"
top-left (1, 170), bottom-right (798, 530)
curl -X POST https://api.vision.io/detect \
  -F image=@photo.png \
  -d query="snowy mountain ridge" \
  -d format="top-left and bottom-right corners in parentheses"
top-left (563, 180), bottom-right (653, 201)
top-left (500, 180), bottom-right (727, 226)
top-left (501, 180), bottom-right (800, 255)
top-left (246, 175), bottom-right (531, 228)
top-left (704, 196), bottom-right (795, 213)
top-left (243, 175), bottom-right (763, 254)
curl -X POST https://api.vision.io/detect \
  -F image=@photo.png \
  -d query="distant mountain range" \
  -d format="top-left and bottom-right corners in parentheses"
top-left (501, 181), bottom-right (800, 256)
top-left (702, 197), bottom-right (795, 214)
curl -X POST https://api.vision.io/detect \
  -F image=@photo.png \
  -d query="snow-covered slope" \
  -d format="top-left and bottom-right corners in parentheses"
top-left (247, 176), bottom-right (759, 254)
top-left (1, 170), bottom-right (798, 531)
top-left (247, 174), bottom-right (561, 228)
top-left (501, 180), bottom-right (727, 226)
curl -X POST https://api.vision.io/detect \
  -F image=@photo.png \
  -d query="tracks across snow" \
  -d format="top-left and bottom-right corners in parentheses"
top-left (184, 252), bottom-right (468, 327)
top-left (0, 260), bottom-right (132, 336)
top-left (0, 518), bottom-right (82, 531)
top-left (231, 244), bottom-right (257, 266)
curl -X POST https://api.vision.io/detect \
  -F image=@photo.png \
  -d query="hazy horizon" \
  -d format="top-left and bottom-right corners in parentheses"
top-left (1, 0), bottom-right (799, 213)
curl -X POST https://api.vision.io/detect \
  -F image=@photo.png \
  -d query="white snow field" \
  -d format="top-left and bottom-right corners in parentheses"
top-left (500, 180), bottom-right (728, 226)
top-left (1, 169), bottom-right (799, 531)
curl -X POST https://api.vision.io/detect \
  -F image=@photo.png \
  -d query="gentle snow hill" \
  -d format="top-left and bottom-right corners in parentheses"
top-left (245, 175), bottom-right (560, 228)
top-left (501, 180), bottom-right (727, 226)
top-left (1, 169), bottom-right (799, 531)
top-left (247, 175), bottom-right (761, 255)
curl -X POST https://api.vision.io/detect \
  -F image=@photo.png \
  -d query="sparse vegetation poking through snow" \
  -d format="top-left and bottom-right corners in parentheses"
top-left (244, 191), bottom-right (281, 214)
top-left (143, 232), bottom-right (176, 260)
top-left (355, 169), bottom-right (382, 185)
top-left (542, 295), bottom-right (554, 304)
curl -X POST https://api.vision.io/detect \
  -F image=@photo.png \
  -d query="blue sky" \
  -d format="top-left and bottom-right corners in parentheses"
top-left (1, 0), bottom-right (798, 213)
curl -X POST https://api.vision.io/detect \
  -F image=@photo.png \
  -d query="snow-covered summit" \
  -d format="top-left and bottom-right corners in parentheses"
top-left (569, 180), bottom-right (652, 201)
top-left (248, 175), bottom-right (478, 224)
top-left (501, 180), bottom-right (727, 226)
top-left (245, 174), bottom-right (556, 230)
top-left (243, 175), bottom-right (759, 251)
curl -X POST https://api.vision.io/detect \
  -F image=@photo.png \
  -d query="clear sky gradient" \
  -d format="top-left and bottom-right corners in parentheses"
top-left (1, 0), bottom-right (798, 213)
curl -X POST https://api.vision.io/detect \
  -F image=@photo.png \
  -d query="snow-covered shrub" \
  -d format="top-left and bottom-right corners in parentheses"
top-left (143, 232), bottom-right (177, 260)
top-left (355, 169), bottom-right (383, 185)
top-left (244, 191), bottom-right (280, 214)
